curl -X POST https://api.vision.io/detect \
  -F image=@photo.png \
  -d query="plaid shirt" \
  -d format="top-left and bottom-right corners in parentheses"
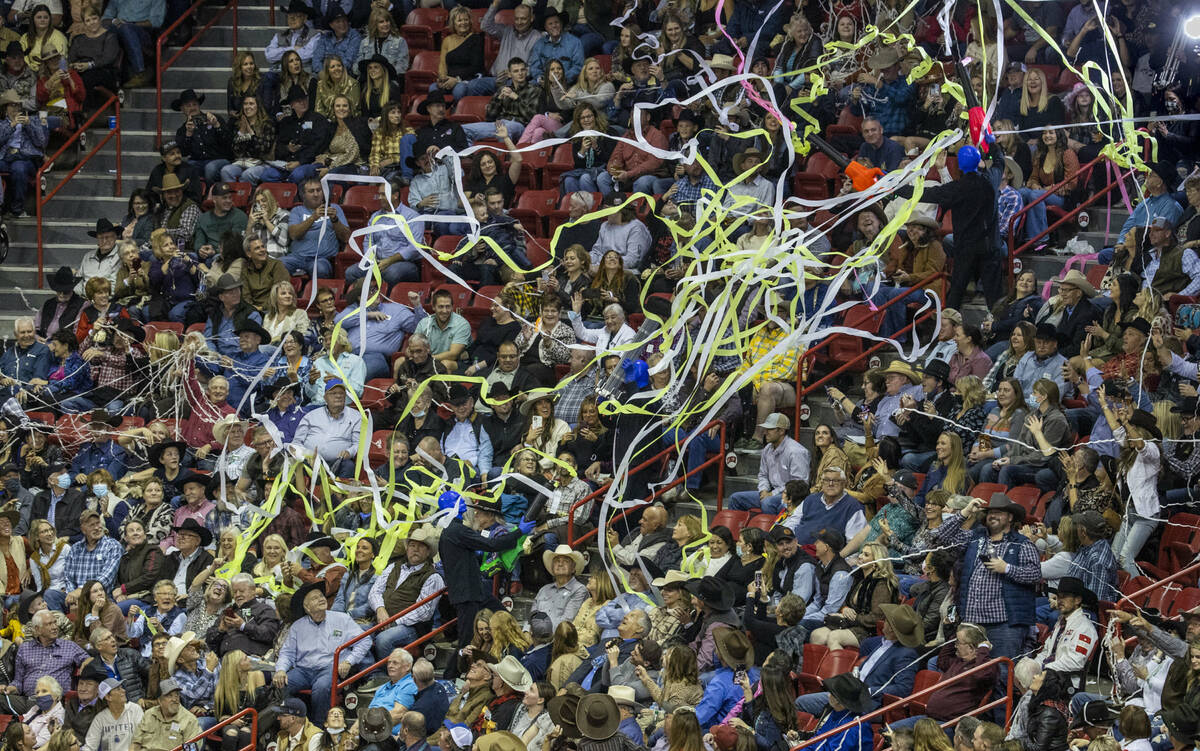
top-left (369, 129), bottom-right (403, 173)
top-left (998, 185), bottom-right (1023, 236)
top-left (932, 516), bottom-right (1041, 623)
top-left (14, 638), bottom-right (88, 695)
top-left (743, 325), bottom-right (799, 388)
top-left (62, 535), bottom-right (124, 591)
top-left (90, 349), bottom-right (141, 397)
top-left (862, 76), bottom-right (915, 135)
top-left (671, 176), bottom-right (717, 209)
top-left (173, 666), bottom-right (217, 710)
top-left (554, 371), bottom-right (595, 427)
top-left (1068, 538), bottom-right (1119, 602)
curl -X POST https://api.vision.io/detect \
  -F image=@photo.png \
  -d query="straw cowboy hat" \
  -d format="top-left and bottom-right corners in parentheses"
top-left (475, 732), bottom-right (526, 751)
top-left (878, 360), bottom-right (920, 384)
top-left (651, 569), bottom-right (693, 588)
top-left (867, 47), bottom-right (902, 70)
top-left (542, 544), bottom-right (585, 574)
top-left (165, 632), bottom-right (204, 675)
top-left (491, 655), bottom-right (533, 693)
top-left (904, 209), bottom-right (940, 231)
top-left (400, 524), bottom-right (439, 549)
top-left (211, 415), bottom-right (245, 446)
top-left (1058, 269), bottom-right (1098, 298)
top-left (156, 173), bottom-right (189, 193)
top-left (607, 685), bottom-right (642, 711)
top-left (879, 603), bottom-right (925, 648)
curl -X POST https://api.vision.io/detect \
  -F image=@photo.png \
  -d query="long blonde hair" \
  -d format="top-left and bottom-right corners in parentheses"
top-left (214, 649), bottom-right (264, 716)
top-left (1019, 68), bottom-right (1050, 115)
top-left (938, 431), bottom-right (969, 495)
top-left (956, 376), bottom-right (986, 413)
top-left (489, 610), bottom-right (531, 656)
top-left (861, 541), bottom-right (899, 590)
top-left (366, 6), bottom-right (394, 40)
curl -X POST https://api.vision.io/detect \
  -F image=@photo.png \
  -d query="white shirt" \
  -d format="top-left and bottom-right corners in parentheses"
top-left (568, 315), bottom-right (636, 356)
top-left (1116, 426), bottom-right (1162, 518)
top-left (857, 638), bottom-right (894, 680)
top-left (84, 703), bottom-right (144, 751)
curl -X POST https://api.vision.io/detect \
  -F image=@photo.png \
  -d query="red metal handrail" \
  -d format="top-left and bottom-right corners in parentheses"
top-left (171, 707), bottom-right (257, 751)
top-left (790, 656), bottom-right (1015, 751)
top-left (792, 273), bottom-right (945, 438)
top-left (1118, 560), bottom-right (1200, 607)
top-left (36, 94), bottom-right (121, 286)
top-left (329, 587), bottom-right (451, 708)
top-left (155, 0), bottom-right (239, 148)
top-left (565, 419), bottom-right (727, 546)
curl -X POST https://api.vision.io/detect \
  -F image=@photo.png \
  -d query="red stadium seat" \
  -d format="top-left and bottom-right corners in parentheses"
top-left (259, 182), bottom-right (297, 209)
top-left (407, 51), bottom-right (441, 93)
top-left (1006, 485), bottom-right (1042, 519)
top-left (970, 482), bottom-right (1008, 501)
top-left (435, 284), bottom-right (473, 311)
top-left (449, 96), bottom-right (490, 124)
top-left (710, 510), bottom-right (751, 538)
top-left (510, 190), bottom-right (558, 235)
top-left (745, 513), bottom-right (776, 532)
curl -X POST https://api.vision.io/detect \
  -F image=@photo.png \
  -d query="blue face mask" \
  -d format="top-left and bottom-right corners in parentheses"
top-left (56, 474), bottom-right (71, 490)
top-left (3, 478), bottom-right (18, 494)
top-left (93, 484), bottom-right (108, 497)
top-left (35, 695), bottom-right (54, 711)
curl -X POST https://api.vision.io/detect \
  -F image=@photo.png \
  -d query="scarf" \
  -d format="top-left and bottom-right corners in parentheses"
top-left (34, 540), bottom-right (66, 591)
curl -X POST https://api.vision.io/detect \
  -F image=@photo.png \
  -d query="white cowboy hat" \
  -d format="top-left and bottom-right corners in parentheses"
top-left (165, 631), bottom-right (203, 675)
top-left (542, 544), bottom-right (585, 574)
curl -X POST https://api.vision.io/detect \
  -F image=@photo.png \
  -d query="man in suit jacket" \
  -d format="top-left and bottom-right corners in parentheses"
top-left (1054, 270), bottom-right (1103, 357)
top-left (31, 462), bottom-right (87, 542)
top-left (794, 603), bottom-right (923, 715)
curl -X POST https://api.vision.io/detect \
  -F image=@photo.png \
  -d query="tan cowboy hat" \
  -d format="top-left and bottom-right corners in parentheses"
top-left (714, 626), bottom-right (755, 668)
top-left (400, 524), bottom-right (439, 549)
top-left (733, 148), bottom-right (764, 174)
top-left (867, 47), bottom-right (902, 70)
top-left (165, 631), bottom-right (204, 675)
top-left (1003, 156), bottom-right (1025, 189)
top-left (0, 90), bottom-right (20, 107)
top-left (651, 569), bottom-right (693, 588)
top-left (904, 209), bottom-right (940, 231)
top-left (879, 360), bottom-right (920, 384)
top-left (211, 415), bottom-right (245, 445)
top-left (491, 655), bottom-right (533, 693)
top-left (576, 694), bottom-right (621, 741)
top-left (1059, 269), bottom-right (1098, 298)
top-left (519, 392), bottom-right (558, 416)
top-left (157, 173), bottom-right (189, 193)
top-left (474, 732), bottom-right (524, 751)
top-left (607, 685), bottom-right (642, 711)
top-left (879, 603), bottom-right (925, 648)
top-left (709, 54), bottom-right (736, 72)
top-left (542, 543), bottom-right (585, 574)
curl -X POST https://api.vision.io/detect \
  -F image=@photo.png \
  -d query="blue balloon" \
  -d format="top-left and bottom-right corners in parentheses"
top-left (957, 144), bottom-right (982, 173)
top-left (438, 490), bottom-right (464, 518)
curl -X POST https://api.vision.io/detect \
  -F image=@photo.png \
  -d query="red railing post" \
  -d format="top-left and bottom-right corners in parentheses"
top-left (171, 708), bottom-right (258, 751)
top-left (565, 419), bottom-right (726, 547)
top-left (792, 271), bottom-right (947, 437)
top-left (329, 587), bottom-right (450, 708)
top-left (36, 94), bottom-right (121, 287)
top-left (155, 0), bottom-right (240, 148)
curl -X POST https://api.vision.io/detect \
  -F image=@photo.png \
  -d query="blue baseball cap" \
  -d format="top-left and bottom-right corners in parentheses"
top-left (324, 378), bottom-right (346, 393)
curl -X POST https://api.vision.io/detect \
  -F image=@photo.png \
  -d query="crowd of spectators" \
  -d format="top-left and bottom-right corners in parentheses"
top-left (0, 0), bottom-right (1198, 750)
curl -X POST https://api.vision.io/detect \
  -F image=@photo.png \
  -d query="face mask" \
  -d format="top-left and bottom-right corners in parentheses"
top-left (3, 478), bottom-right (18, 494)
top-left (93, 484), bottom-right (108, 497)
top-left (35, 695), bottom-right (54, 711)
top-left (327, 729), bottom-right (345, 737)
top-left (736, 544), bottom-right (744, 557)
top-left (1166, 100), bottom-right (1181, 113)
top-left (56, 474), bottom-right (71, 490)
top-left (411, 410), bottom-right (426, 418)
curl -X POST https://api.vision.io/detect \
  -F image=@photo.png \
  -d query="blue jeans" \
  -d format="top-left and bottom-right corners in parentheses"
top-left (997, 462), bottom-right (1058, 491)
top-left (1113, 512), bottom-right (1159, 577)
top-left (374, 623), bottom-right (418, 660)
top-left (200, 159), bottom-right (231, 185)
top-left (398, 134), bottom-right (418, 179)
top-left (167, 300), bottom-right (191, 322)
top-left (728, 491), bottom-right (782, 513)
top-left (429, 76), bottom-right (495, 101)
top-left (285, 665), bottom-right (334, 723)
top-left (362, 352), bottom-right (390, 380)
top-left (1018, 188), bottom-right (1065, 242)
top-left (346, 259), bottom-right (419, 284)
top-left (900, 450), bottom-right (936, 472)
top-left (110, 21), bottom-right (151, 72)
top-left (280, 253), bottom-right (333, 278)
top-left (59, 395), bottom-right (126, 414)
top-left (662, 427), bottom-right (721, 489)
top-left (561, 168), bottom-right (604, 195)
top-left (44, 588), bottom-right (67, 611)
top-left (244, 162), bottom-right (319, 186)
top-left (897, 574), bottom-right (923, 597)
top-left (864, 284), bottom-right (930, 339)
top-left (0, 156), bottom-right (36, 210)
top-left (461, 120), bottom-right (524, 143)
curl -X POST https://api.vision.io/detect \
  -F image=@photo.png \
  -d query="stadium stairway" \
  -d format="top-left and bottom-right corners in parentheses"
top-left (0, 0), bottom-right (274, 327)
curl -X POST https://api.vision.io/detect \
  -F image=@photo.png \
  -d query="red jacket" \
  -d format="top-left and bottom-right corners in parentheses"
top-left (607, 126), bottom-right (668, 180)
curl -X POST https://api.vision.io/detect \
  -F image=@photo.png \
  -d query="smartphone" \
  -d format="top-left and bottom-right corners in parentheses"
top-left (223, 606), bottom-right (236, 618)
top-left (733, 669), bottom-right (747, 685)
top-left (754, 571), bottom-right (763, 588)
top-left (532, 415), bottom-right (543, 430)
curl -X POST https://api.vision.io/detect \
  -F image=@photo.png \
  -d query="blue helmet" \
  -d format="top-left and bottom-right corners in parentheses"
top-left (438, 490), bottom-right (465, 519)
top-left (957, 144), bottom-right (982, 173)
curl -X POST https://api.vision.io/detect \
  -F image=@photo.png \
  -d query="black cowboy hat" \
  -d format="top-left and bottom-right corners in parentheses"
top-left (1149, 160), bottom-right (1179, 191)
top-left (281, 0), bottom-right (316, 17)
top-left (1051, 576), bottom-right (1098, 610)
top-left (538, 9), bottom-right (570, 30)
top-left (405, 138), bottom-right (433, 171)
top-left (148, 440), bottom-right (188, 468)
top-left (169, 89), bottom-right (205, 111)
top-left (1174, 396), bottom-right (1200, 417)
top-left (986, 492), bottom-right (1026, 525)
top-left (684, 576), bottom-right (734, 611)
top-left (1034, 322), bottom-right (1060, 342)
top-left (417, 91), bottom-right (452, 115)
top-left (46, 266), bottom-right (80, 293)
top-left (920, 359), bottom-right (950, 383)
top-left (88, 218), bottom-right (123, 237)
top-left (1120, 318), bottom-right (1151, 338)
top-left (291, 580), bottom-right (327, 621)
top-left (285, 84), bottom-right (310, 104)
top-left (304, 530), bottom-right (339, 551)
top-left (88, 409), bottom-right (122, 428)
top-left (234, 319), bottom-right (271, 343)
top-left (823, 673), bottom-right (873, 714)
top-left (1127, 408), bottom-right (1163, 441)
top-left (357, 54), bottom-right (398, 83)
top-left (467, 496), bottom-right (502, 514)
top-left (323, 5), bottom-right (349, 23)
top-left (547, 685), bottom-right (585, 735)
top-left (172, 517), bottom-right (213, 547)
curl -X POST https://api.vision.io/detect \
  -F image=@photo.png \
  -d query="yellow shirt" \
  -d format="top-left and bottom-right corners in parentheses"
top-left (743, 325), bottom-right (800, 388)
